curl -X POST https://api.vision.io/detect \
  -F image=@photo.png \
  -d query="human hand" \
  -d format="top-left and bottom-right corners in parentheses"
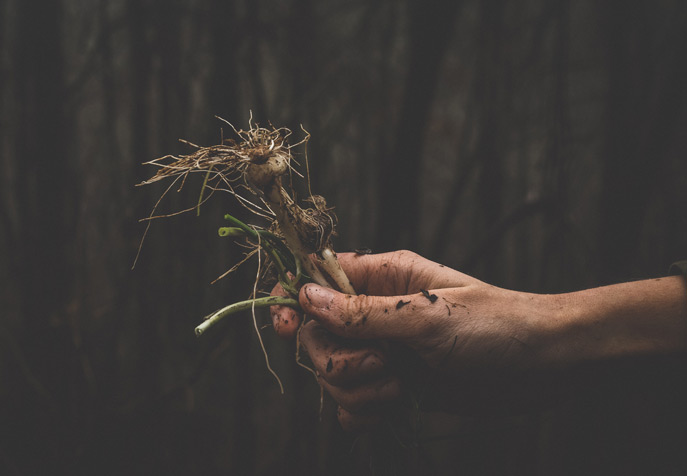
top-left (271, 250), bottom-right (561, 429)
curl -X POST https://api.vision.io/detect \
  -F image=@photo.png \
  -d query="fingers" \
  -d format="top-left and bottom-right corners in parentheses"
top-left (299, 320), bottom-right (399, 430)
top-left (272, 249), bottom-right (473, 341)
top-left (301, 321), bottom-right (387, 386)
top-left (320, 374), bottom-right (401, 413)
top-left (336, 406), bottom-right (382, 432)
top-left (299, 283), bottom-right (450, 341)
top-left (332, 251), bottom-right (419, 295)
top-left (269, 282), bottom-right (302, 339)
top-left (334, 250), bottom-right (477, 295)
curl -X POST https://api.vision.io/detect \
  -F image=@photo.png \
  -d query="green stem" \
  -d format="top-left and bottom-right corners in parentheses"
top-left (220, 214), bottom-right (306, 293)
top-left (195, 296), bottom-right (300, 337)
top-left (223, 214), bottom-right (297, 272)
top-left (269, 249), bottom-right (298, 295)
top-left (218, 227), bottom-right (245, 237)
top-left (218, 226), bottom-right (299, 294)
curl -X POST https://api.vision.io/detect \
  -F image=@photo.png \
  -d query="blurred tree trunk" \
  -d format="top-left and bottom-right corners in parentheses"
top-left (472, 0), bottom-right (506, 280)
top-left (598, 1), bottom-right (686, 282)
top-left (375, 0), bottom-right (461, 251)
top-left (210, 1), bottom-right (241, 123)
top-left (245, 0), bottom-right (268, 121)
top-left (209, 3), bottom-right (258, 474)
top-left (11, 0), bottom-right (77, 470)
top-left (540, 0), bottom-right (572, 291)
top-left (15, 0), bottom-right (73, 329)
top-left (126, 0), bottom-right (160, 401)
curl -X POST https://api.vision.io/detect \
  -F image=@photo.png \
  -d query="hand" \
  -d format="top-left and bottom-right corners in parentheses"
top-left (271, 250), bottom-right (687, 430)
top-left (271, 251), bottom-right (560, 428)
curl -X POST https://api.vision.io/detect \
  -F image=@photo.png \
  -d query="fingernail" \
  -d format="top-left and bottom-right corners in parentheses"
top-left (304, 284), bottom-right (336, 311)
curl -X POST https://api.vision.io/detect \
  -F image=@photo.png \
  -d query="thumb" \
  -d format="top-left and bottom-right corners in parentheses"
top-left (299, 283), bottom-right (433, 341)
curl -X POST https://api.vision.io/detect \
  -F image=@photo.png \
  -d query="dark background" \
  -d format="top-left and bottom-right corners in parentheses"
top-left (2, 0), bottom-right (687, 474)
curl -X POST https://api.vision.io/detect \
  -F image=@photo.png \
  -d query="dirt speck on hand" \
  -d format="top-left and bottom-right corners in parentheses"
top-left (420, 289), bottom-right (438, 303)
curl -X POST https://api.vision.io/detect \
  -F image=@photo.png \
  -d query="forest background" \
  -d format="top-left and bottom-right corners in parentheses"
top-left (2, 0), bottom-right (687, 474)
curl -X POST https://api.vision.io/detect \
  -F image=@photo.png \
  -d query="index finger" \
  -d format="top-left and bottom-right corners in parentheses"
top-left (270, 281), bottom-right (303, 339)
top-left (334, 250), bottom-right (478, 295)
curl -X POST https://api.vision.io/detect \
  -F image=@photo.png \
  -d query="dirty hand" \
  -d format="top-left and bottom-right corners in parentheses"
top-left (271, 250), bottom-right (564, 429)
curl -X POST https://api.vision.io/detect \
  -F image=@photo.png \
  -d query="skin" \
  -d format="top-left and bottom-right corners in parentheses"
top-left (271, 251), bottom-right (687, 431)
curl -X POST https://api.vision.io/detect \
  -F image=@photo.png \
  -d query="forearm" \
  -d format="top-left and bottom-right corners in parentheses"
top-left (541, 276), bottom-right (687, 367)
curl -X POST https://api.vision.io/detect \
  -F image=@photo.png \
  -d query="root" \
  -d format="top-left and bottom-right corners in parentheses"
top-left (252, 234), bottom-right (284, 394)
top-left (296, 317), bottom-right (324, 420)
top-left (138, 116), bottom-right (357, 398)
top-left (132, 174), bottom-right (184, 269)
top-left (138, 117), bottom-right (355, 294)
top-left (210, 248), bottom-right (259, 284)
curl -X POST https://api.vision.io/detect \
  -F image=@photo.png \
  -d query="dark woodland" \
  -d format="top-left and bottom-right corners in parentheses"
top-left (2, 0), bottom-right (687, 474)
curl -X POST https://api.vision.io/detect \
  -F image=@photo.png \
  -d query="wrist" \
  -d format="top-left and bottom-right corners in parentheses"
top-left (539, 276), bottom-right (687, 367)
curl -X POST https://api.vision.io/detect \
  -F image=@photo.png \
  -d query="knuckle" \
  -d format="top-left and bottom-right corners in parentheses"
top-left (323, 349), bottom-right (386, 387)
top-left (323, 355), bottom-right (351, 386)
top-left (339, 295), bottom-right (369, 331)
top-left (336, 378), bottom-right (401, 413)
top-left (337, 392), bottom-right (365, 413)
top-left (336, 406), bottom-right (381, 433)
top-left (397, 249), bottom-right (419, 261)
top-left (383, 378), bottom-right (402, 400)
top-left (336, 406), bottom-right (356, 431)
top-left (387, 249), bottom-right (421, 275)
top-left (301, 319), bottom-right (320, 337)
top-left (306, 329), bottom-right (381, 381)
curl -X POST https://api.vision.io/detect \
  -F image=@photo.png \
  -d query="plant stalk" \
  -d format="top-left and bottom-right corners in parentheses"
top-left (195, 296), bottom-right (300, 336)
top-left (261, 178), bottom-right (356, 294)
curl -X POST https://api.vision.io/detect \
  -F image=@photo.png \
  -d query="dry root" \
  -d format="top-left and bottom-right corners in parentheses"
top-left (140, 121), bottom-right (331, 249)
top-left (138, 117), bottom-right (355, 294)
top-left (138, 117), bottom-right (356, 394)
